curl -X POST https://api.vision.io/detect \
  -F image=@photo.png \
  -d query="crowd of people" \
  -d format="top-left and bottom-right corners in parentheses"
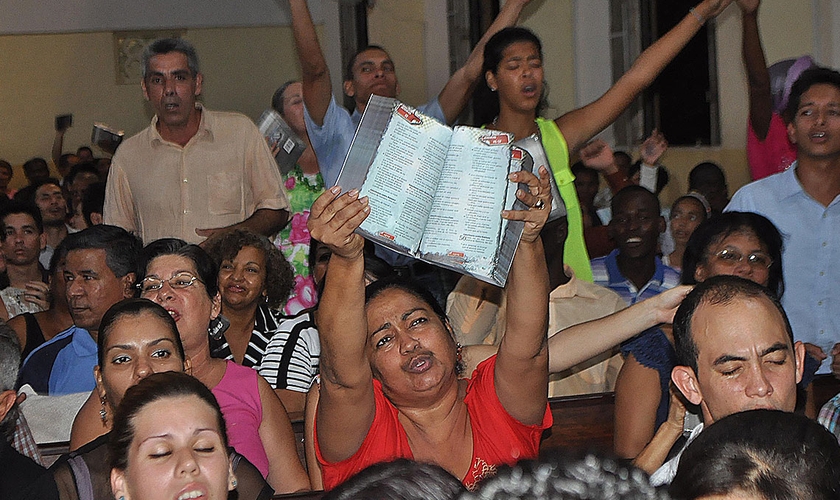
top-left (2, 0), bottom-right (840, 498)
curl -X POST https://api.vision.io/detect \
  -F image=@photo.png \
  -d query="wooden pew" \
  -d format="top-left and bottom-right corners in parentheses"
top-left (272, 492), bottom-right (324, 500)
top-left (539, 392), bottom-right (615, 456)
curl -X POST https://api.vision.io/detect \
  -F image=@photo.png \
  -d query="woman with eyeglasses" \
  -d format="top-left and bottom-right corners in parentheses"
top-left (133, 239), bottom-right (310, 494)
top-left (65, 241), bottom-right (310, 494)
top-left (51, 299), bottom-right (272, 500)
top-left (624, 211), bottom-right (788, 471)
top-left (681, 211), bottom-right (783, 295)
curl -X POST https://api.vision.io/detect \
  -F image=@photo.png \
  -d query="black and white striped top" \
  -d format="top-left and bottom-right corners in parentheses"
top-left (210, 305), bottom-right (320, 393)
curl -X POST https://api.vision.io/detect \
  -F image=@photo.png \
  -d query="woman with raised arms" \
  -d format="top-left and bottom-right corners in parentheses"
top-left (308, 167), bottom-right (553, 490)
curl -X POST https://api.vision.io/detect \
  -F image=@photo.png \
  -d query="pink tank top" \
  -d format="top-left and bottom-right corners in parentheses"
top-left (212, 360), bottom-right (269, 477)
top-left (747, 112), bottom-right (797, 180)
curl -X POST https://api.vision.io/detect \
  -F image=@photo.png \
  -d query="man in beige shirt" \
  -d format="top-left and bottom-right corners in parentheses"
top-left (104, 38), bottom-right (289, 244)
top-left (448, 209), bottom-right (626, 396)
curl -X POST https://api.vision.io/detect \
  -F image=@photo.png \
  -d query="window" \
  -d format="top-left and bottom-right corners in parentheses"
top-left (449, 0), bottom-right (499, 125)
top-left (610, 0), bottom-right (720, 147)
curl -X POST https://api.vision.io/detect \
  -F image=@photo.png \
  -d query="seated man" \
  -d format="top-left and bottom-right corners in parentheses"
top-left (28, 179), bottom-right (69, 270)
top-left (0, 324), bottom-right (46, 498)
top-left (0, 202), bottom-right (49, 320)
top-left (650, 275), bottom-right (805, 485)
top-left (17, 225), bottom-right (140, 395)
top-left (591, 185), bottom-right (680, 305)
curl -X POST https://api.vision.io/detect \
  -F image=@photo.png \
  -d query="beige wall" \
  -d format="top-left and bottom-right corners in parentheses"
top-left (367, 0), bottom-right (429, 106)
top-left (0, 26), bottom-right (302, 189)
top-left (520, 0), bottom-right (577, 119)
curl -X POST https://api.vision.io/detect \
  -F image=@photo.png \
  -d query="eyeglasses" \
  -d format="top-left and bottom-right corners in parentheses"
top-left (712, 248), bottom-right (773, 269)
top-left (138, 272), bottom-right (203, 293)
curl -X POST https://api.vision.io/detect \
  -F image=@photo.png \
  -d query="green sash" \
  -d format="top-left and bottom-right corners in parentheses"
top-left (535, 117), bottom-right (593, 282)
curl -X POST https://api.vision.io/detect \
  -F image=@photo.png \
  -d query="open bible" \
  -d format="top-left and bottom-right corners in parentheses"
top-left (335, 96), bottom-right (532, 286)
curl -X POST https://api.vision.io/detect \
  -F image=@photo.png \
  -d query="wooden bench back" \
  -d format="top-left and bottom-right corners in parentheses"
top-left (539, 392), bottom-right (615, 456)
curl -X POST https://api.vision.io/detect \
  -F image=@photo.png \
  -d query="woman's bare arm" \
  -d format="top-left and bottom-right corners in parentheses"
top-left (257, 376), bottom-right (311, 493)
top-left (306, 188), bottom-right (376, 463)
top-left (495, 167), bottom-right (551, 426)
top-left (633, 387), bottom-right (686, 474)
top-left (613, 354), bottom-right (661, 459)
top-left (548, 286), bottom-right (690, 372)
top-left (273, 388), bottom-right (306, 421)
top-left (303, 382), bottom-right (324, 490)
top-left (556, 0), bottom-right (734, 153)
top-left (738, 0), bottom-right (773, 139)
top-left (462, 285), bottom-right (690, 376)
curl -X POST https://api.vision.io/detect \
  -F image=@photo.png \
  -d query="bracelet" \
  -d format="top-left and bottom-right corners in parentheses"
top-left (689, 7), bottom-right (705, 25)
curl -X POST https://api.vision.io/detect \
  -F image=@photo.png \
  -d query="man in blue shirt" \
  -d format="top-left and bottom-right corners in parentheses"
top-left (17, 225), bottom-right (141, 394)
top-left (288, 0), bottom-right (532, 188)
top-left (591, 185), bottom-right (680, 305)
top-left (287, 0), bottom-right (532, 306)
top-left (727, 67), bottom-right (840, 375)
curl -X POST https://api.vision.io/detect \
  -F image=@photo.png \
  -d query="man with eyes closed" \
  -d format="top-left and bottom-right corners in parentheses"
top-left (648, 275), bottom-right (805, 486)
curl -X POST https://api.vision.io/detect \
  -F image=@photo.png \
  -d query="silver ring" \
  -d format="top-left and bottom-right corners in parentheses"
top-left (533, 199), bottom-right (546, 210)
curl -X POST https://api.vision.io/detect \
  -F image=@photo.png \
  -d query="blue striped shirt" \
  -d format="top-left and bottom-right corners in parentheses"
top-left (590, 249), bottom-right (681, 306)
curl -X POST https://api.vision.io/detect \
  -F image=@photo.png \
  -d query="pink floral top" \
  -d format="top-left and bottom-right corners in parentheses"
top-left (274, 164), bottom-right (324, 314)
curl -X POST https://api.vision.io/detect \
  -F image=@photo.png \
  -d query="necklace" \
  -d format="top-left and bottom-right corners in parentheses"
top-left (490, 116), bottom-right (540, 138)
top-left (288, 163), bottom-right (324, 193)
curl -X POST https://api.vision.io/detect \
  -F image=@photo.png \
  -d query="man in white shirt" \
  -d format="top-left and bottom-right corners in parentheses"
top-left (650, 274), bottom-right (805, 486)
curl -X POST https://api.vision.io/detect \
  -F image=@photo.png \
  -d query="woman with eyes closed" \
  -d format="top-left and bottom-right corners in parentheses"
top-left (135, 239), bottom-right (310, 494)
top-left (53, 299), bottom-right (271, 500)
top-left (308, 166), bottom-right (552, 491)
top-left (625, 211), bottom-right (788, 471)
top-left (109, 371), bottom-right (237, 500)
top-left (481, 0), bottom-right (732, 282)
top-left (205, 230), bottom-right (319, 418)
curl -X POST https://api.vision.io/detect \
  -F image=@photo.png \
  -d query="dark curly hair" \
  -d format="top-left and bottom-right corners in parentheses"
top-left (204, 229), bottom-right (294, 309)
